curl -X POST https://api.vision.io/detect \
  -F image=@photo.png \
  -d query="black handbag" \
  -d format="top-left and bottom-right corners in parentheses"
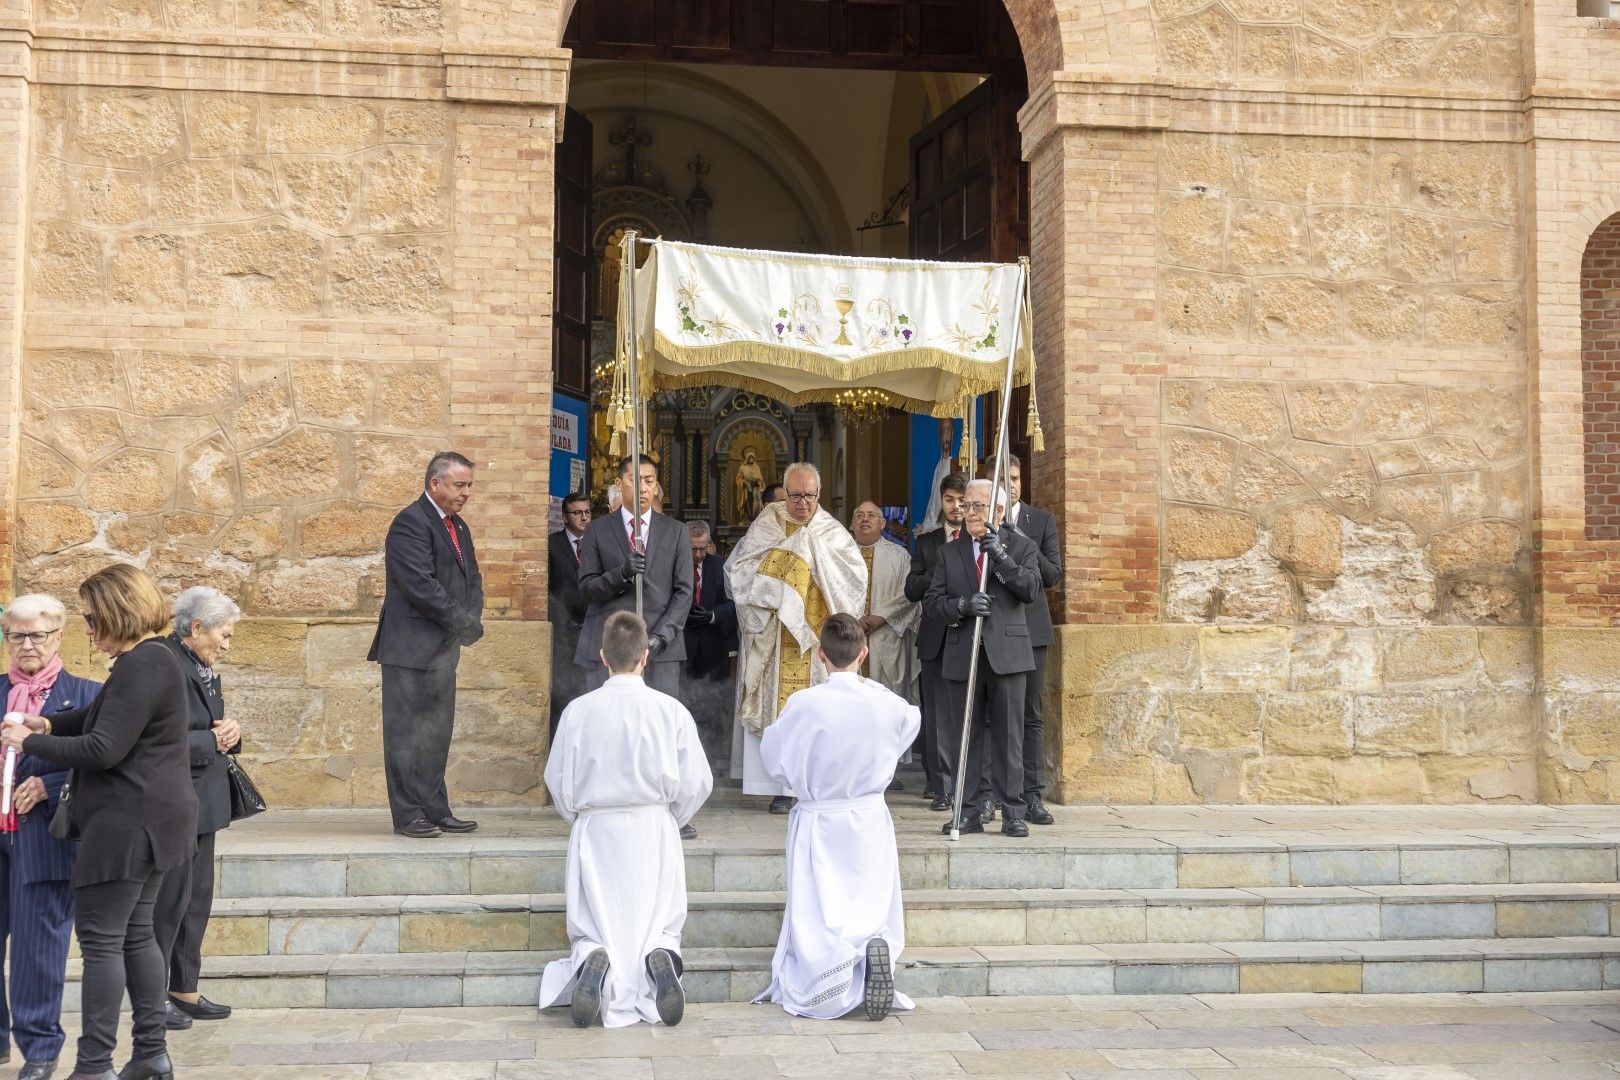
top-left (47, 773), bottom-right (79, 841)
top-left (225, 756), bottom-right (267, 821)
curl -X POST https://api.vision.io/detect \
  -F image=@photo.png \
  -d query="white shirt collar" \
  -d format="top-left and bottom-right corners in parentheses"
top-left (424, 492), bottom-right (449, 519)
top-left (619, 506), bottom-right (652, 529)
top-left (565, 527), bottom-right (584, 542)
top-left (1009, 502), bottom-right (1021, 525)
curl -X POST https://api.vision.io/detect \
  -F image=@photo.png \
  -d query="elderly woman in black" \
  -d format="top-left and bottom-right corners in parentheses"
top-left (1, 565), bottom-right (196, 1080)
top-left (154, 586), bottom-right (242, 1031)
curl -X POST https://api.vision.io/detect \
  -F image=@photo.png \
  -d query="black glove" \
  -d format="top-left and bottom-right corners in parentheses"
top-left (980, 530), bottom-right (1008, 562)
top-left (955, 592), bottom-right (992, 619)
top-left (621, 550), bottom-right (647, 579)
top-left (648, 633), bottom-right (668, 656)
top-left (686, 605), bottom-right (711, 626)
top-left (458, 621), bottom-right (485, 646)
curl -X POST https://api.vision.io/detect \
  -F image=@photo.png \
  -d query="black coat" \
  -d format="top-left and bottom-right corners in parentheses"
top-left (368, 494), bottom-right (485, 671)
top-left (160, 634), bottom-right (236, 836)
top-left (22, 638), bottom-right (198, 888)
top-left (684, 553), bottom-right (737, 676)
top-left (547, 529), bottom-right (587, 633)
top-left (575, 510), bottom-right (694, 667)
top-left (1009, 501), bottom-right (1062, 648)
top-left (906, 525), bottom-right (961, 663)
top-left (923, 527), bottom-right (1043, 677)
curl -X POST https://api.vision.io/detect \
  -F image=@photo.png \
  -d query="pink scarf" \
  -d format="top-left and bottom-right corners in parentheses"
top-left (6, 653), bottom-right (62, 716)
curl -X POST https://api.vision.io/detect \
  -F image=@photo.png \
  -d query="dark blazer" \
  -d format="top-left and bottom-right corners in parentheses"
top-left (22, 638), bottom-right (198, 888)
top-left (685, 552), bottom-right (738, 675)
top-left (1010, 501), bottom-right (1062, 648)
top-left (368, 493), bottom-right (485, 671)
top-left (576, 510), bottom-right (694, 668)
top-left (906, 526), bottom-right (959, 663)
top-left (159, 634), bottom-right (237, 836)
top-left (4, 670), bottom-right (101, 884)
top-left (547, 529), bottom-right (588, 633)
top-left (923, 527), bottom-right (1043, 677)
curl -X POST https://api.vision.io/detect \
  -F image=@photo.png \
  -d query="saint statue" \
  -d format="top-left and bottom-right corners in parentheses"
top-left (735, 450), bottom-right (765, 523)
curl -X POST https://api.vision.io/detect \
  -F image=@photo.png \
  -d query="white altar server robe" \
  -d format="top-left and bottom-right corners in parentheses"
top-left (538, 674), bottom-right (714, 1027)
top-left (754, 672), bottom-right (921, 1018)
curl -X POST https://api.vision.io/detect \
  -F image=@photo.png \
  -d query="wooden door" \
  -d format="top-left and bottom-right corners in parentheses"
top-left (553, 107), bottom-right (593, 398)
top-left (908, 77), bottom-right (1030, 473)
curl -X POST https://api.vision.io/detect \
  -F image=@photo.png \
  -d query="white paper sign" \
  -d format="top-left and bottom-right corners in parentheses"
top-left (552, 411), bottom-right (579, 454)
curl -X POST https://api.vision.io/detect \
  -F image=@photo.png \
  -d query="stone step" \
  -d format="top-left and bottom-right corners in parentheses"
top-left (214, 836), bottom-right (1620, 897)
top-left (73, 938), bottom-right (1620, 1010)
top-left (196, 883), bottom-right (1620, 956)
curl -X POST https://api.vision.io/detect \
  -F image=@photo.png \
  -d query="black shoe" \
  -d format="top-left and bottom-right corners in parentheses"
top-left (436, 815), bottom-right (478, 833)
top-left (20, 1060), bottom-right (58, 1080)
top-left (116, 1054), bottom-right (173, 1080)
top-left (679, 823), bottom-right (697, 840)
top-left (168, 994), bottom-right (230, 1020)
top-left (571, 948), bottom-right (609, 1028)
top-left (863, 937), bottom-right (894, 1021)
top-left (922, 788), bottom-right (939, 801)
top-left (65, 1072), bottom-right (116, 1080)
top-left (768, 796), bottom-right (794, 815)
top-left (887, 778), bottom-right (904, 792)
top-left (646, 948), bottom-right (684, 1026)
top-left (980, 801), bottom-right (996, 822)
top-left (929, 794), bottom-right (951, 812)
top-left (1026, 797), bottom-right (1054, 826)
top-left (395, 818), bottom-right (442, 838)
top-left (942, 817), bottom-right (983, 835)
top-left (1001, 818), bottom-right (1029, 838)
top-left (162, 1001), bottom-right (192, 1030)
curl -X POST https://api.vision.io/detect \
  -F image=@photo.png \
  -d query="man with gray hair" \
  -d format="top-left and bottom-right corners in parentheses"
top-left (368, 450), bottom-right (485, 839)
top-left (726, 462), bottom-right (867, 813)
top-left (923, 478), bottom-right (1042, 837)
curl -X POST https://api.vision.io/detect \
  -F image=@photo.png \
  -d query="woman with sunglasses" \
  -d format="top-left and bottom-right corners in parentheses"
top-left (2, 565), bottom-right (197, 1080)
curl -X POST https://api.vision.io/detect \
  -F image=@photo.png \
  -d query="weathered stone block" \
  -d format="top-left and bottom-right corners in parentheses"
top-left (1542, 629), bottom-right (1620, 693)
top-left (1353, 695), bottom-right (1443, 754)
top-left (1253, 276), bottom-right (1340, 342)
top-left (1240, 961), bottom-right (1361, 993)
top-left (1200, 626), bottom-right (1289, 690)
top-left (1178, 851), bottom-right (1288, 888)
top-left (1270, 503), bottom-right (1343, 577)
top-left (1243, 756), bottom-right (1337, 802)
top-left (1162, 269), bottom-right (1247, 339)
top-left (1333, 755), bottom-right (1428, 801)
top-left (1289, 628), bottom-right (1381, 691)
top-left (1173, 692), bottom-right (1263, 751)
top-left (1264, 693), bottom-right (1353, 757)
top-left (400, 912), bottom-right (529, 952)
top-left (1382, 628), bottom-right (1478, 686)
top-left (1165, 505), bottom-right (1258, 561)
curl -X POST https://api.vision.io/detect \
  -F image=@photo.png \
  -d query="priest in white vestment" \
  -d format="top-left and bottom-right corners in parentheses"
top-left (755, 613), bottom-right (921, 1021)
top-left (539, 611), bottom-right (714, 1028)
top-left (849, 501), bottom-right (919, 702)
top-left (726, 462), bottom-right (867, 812)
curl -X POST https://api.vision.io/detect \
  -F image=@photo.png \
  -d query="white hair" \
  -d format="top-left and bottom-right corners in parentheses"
top-left (1, 593), bottom-right (67, 631)
top-left (173, 586), bottom-right (241, 636)
top-left (966, 478), bottom-right (1009, 508)
top-left (783, 462), bottom-right (821, 489)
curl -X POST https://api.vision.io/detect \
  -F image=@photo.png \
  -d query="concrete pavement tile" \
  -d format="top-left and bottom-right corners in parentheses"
top-left (1215, 1045), bottom-right (1385, 1069)
top-left (1098, 1047), bottom-right (1231, 1069)
top-left (1298, 1006), bottom-right (1554, 1027)
top-left (1070, 993), bottom-right (1213, 1010)
top-left (1191, 1071), bottom-right (1351, 1079)
top-left (1296, 1021), bottom-right (1620, 1046)
top-left (1140, 1007), bottom-right (1319, 1028)
top-left (183, 1068), bottom-right (371, 1079)
top-left (771, 1051), bottom-right (969, 1076)
top-left (228, 1040), bottom-right (413, 1065)
top-left (825, 1031), bottom-right (981, 1054)
top-left (1066, 1072), bottom-right (1197, 1080)
top-left (1361, 1044), bottom-right (1556, 1065)
top-left (712, 1035), bottom-right (835, 1055)
top-left (962, 994), bottom-right (1079, 1011)
top-left (497, 1061), bottom-right (656, 1079)
top-left (1457, 1066), bottom-right (1620, 1079)
top-left (948, 1048), bottom-right (1113, 1072)
top-left (367, 1065), bottom-right (498, 1079)
top-left (653, 1055), bottom-right (787, 1079)
top-left (894, 1010), bottom-right (1055, 1032)
top-left (1341, 1069), bottom-right (1478, 1079)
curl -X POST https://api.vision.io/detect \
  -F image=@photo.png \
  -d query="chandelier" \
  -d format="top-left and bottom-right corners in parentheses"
top-left (832, 388), bottom-right (890, 429)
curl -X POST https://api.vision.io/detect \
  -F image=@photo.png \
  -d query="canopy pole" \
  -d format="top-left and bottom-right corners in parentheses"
top-left (947, 256), bottom-right (1030, 843)
top-left (624, 230), bottom-right (644, 620)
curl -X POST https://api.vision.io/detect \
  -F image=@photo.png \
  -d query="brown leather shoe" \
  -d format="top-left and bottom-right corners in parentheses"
top-left (436, 815), bottom-right (478, 833)
top-left (396, 818), bottom-right (442, 838)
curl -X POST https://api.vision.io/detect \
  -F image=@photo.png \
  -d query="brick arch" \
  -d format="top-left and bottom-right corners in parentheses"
top-left (1582, 212), bottom-right (1620, 541)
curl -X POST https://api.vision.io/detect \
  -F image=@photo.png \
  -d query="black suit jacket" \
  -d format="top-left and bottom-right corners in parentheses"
top-left (685, 552), bottom-right (738, 674)
top-left (906, 526), bottom-right (958, 663)
top-left (923, 527), bottom-right (1042, 677)
top-left (576, 510), bottom-right (694, 667)
top-left (368, 493), bottom-right (485, 671)
top-left (160, 633), bottom-right (237, 836)
top-left (1009, 501), bottom-right (1062, 648)
top-left (548, 529), bottom-right (587, 633)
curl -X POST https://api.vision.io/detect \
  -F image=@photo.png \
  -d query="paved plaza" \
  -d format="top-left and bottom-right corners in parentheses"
top-left (64, 991), bottom-right (1620, 1078)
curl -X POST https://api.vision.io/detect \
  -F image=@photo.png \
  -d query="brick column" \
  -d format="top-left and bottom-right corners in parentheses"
top-left (0, 18), bottom-right (26, 591)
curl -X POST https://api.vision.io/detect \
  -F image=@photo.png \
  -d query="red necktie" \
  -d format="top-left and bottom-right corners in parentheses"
top-left (445, 516), bottom-right (463, 562)
top-left (975, 549), bottom-right (985, 581)
top-left (951, 529), bottom-right (960, 543)
top-left (572, 537), bottom-right (580, 565)
top-left (695, 564), bottom-right (703, 598)
top-left (627, 518), bottom-right (641, 553)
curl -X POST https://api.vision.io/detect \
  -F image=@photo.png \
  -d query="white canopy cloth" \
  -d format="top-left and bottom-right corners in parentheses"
top-left (624, 240), bottom-right (1034, 418)
top-left (754, 672), bottom-right (921, 1018)
top-left (538, 675), bottom-right (714, 1027)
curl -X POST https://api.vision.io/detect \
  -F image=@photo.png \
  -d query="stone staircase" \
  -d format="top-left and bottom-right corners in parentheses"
top-left (69, 802), bottom-right (1620, 1008)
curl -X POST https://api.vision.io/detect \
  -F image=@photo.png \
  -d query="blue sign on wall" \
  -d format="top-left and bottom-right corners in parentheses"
top-left (550, 393), bottom-right (590, 524)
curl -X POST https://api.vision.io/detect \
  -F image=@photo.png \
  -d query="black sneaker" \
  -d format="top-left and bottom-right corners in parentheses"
top-left (863, 938), bottom-right (894, 1021)
top-left (571, 948), bottom-right (609, 1028)
top-left (646, 948), bottom-right (684, 1026)
top-left (680, 823), bottom-right (697, 839)
top-left (1026, 797), bottom-right (1055, 826)
top-left (768, 795), bottom-right (794, 814)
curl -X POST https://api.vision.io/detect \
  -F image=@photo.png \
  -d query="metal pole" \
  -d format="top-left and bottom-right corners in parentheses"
top-left (947, 257), bottom-right (1031, 842)
top-left (624, 230), bottom-right (644, 619)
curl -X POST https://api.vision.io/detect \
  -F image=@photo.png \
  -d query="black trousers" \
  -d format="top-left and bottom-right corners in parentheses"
top-left (584, 659), bottom-right (681, 695)
top-left (918, 657), bottom-right (947, 796)
top-left (1023, 644), bottom-right (1048, 799)
top-left (74, 867), bottom-right (169, 1073)
top-left (941, 665), bottom-right (1027, 823)
top-left (382, 662), bottom-right (457, 829)
top-left (549, 627), bottom-right (584, 734)
top-left (154, 830), bottom-right (217, 994)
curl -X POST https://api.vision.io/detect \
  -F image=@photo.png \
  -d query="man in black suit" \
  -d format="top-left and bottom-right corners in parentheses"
top-left (683, 520), bottom-right (738, 758)
top-left (576, 454), bottom-right (694, 697)
top-left (906, 471), bottom-right (968, 810)
top-left (924, 478), bottom-right (1042, 838)
top-left (986, 455), bottom-right (1063, 825)
top-left (369, 451), bottom-right (485, 839)
top-left (548, 491), bottom-right (592, 731)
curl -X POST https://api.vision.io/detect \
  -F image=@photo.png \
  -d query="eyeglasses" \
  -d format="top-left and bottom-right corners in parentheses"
top-left (3, 630), bottom-right (59, 647)
top-left (962, 502), bottom-right (992, 514)
top-left (785, 491), bottom-right (820, 503)
top-left (565, 508), bottom-right (591, 517)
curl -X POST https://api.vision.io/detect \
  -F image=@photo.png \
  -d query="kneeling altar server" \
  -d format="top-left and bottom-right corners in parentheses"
top-left (754, 613), bottom-right (921, 1021)
top-left (539, 611), bottom-right (714, 1028)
